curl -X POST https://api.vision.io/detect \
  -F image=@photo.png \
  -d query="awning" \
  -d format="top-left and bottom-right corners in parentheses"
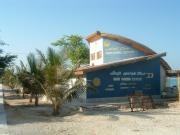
top-left (167, 70), bottom-right (180, 77)
top-left (75, 52), bottom-right (166, 76)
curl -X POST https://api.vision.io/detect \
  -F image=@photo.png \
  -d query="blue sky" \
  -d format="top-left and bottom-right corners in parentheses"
top-left (0, 0), bottom-right (179, 69)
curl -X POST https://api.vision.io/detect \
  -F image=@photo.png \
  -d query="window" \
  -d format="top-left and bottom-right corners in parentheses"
top-left (91, 53), bottom-right (95, 61)
top-left (97, 51), bottom-right (102, 59)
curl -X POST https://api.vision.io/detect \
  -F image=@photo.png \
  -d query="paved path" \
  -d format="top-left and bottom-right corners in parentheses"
top-left (0, 84), bottom-right (9, 135)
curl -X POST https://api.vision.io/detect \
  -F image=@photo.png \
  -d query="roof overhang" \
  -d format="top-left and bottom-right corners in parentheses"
top-left (167, 70), bottom-right (180, 77)
top-left (75, 52), bottom-right (166, 76)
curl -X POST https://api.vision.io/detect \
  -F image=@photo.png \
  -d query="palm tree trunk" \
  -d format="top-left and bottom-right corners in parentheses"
top-left (52, 103), bottom-right (60, 116)
top-left (35, 95), bottom-right (39, 106)
top-left (22, 92), bottom-right (25, 99)
top-left (29, 93), bottom-right (33, 103)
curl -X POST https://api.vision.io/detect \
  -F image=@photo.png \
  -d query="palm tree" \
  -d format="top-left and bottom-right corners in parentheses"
top-left (26, 53), bottom-right (45, 105)
top-left (37, 47), bottom-right (86, 115)
top-left (17, 54), bottom-right (45, 106)
top-left (2, 67), bottom-right (18, 90)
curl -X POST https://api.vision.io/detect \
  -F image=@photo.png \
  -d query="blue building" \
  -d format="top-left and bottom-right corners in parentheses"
top-left (75, 31), bottom-right (172, 101)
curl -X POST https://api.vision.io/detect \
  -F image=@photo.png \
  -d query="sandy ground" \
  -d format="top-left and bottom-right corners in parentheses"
top-left (4, 89), bottom-right (180, 135)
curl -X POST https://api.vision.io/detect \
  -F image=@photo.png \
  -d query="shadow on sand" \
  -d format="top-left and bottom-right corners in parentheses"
top-left (3, 88), bottom-right (180, 126)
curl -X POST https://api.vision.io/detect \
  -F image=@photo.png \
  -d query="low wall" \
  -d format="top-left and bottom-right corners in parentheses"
top-left (0, 84), bottom-right (9, 135)
top-left (86, 95), bottom-right (161, 103)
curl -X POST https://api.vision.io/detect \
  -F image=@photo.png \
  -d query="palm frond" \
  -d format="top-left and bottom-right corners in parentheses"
top-left (63, 78), bottom-right (86, 101)
top-left (36, 49), bottom-right (47, 65)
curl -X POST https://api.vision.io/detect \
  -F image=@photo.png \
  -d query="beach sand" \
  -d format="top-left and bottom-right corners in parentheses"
top-left (4, 89), bottom-right (180, 135)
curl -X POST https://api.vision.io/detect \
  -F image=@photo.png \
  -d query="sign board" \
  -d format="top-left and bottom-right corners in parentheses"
top-left (87, 58), bottom-right (161, 98)
top-left (103, 38), bottom-right (145, 63)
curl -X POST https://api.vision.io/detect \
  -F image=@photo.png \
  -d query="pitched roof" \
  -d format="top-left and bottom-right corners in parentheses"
top-left (86, 31), bottom-right (171, 70)
top-left (75, 53), bottom-right (166, 76)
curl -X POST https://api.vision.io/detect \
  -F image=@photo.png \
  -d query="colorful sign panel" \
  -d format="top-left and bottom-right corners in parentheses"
top-left (103, 38), bottom-right (145, 63)
top-left (87, 58), bottom-right (160, 98)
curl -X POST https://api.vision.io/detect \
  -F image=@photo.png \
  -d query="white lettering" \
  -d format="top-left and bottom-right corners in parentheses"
top-left (113, 77), bottom-right (120, 81)
top-left (110, 71), bottom-right (121, 76)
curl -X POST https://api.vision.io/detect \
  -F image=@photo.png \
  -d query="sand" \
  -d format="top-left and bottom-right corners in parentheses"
top-left (4, 89), bottom-right (180, 135)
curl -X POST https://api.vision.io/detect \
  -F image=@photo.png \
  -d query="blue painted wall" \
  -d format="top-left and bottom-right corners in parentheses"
top-left (87, 58), bottom-right (161, 98)
top-left (103, 38), bottom-right (145, 63)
